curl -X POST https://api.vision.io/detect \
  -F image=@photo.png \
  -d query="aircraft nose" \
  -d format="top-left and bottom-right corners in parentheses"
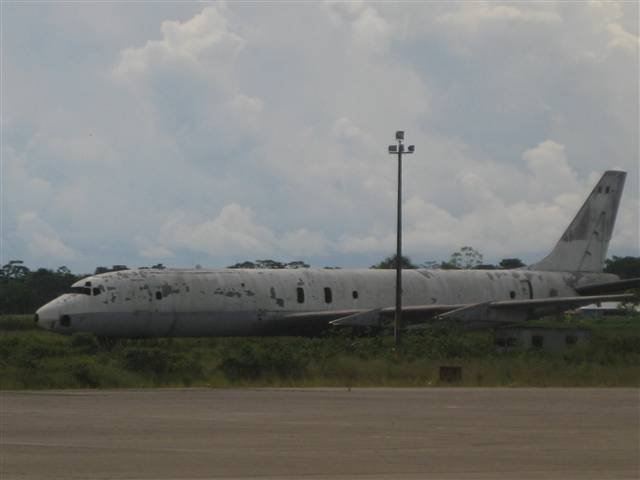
top-left (35, 302), bottom-right (59, 331)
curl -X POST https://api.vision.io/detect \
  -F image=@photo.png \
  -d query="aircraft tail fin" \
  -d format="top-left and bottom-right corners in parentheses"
top-left (530, 170), bottom-right (626, 273)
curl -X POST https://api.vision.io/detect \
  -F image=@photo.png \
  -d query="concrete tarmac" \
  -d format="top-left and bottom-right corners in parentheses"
top-left (2, 388), bottom-right (638, 479)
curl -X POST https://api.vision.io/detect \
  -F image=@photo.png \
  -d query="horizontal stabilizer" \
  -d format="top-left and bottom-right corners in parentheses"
top-left (575, 278), bottom-right (640, 295)
top-left (489, 294), bottom-right (633, 310)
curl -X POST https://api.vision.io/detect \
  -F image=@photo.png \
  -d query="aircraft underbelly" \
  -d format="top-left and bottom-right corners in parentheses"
top-left (75, 310), bottom-right (262, 337)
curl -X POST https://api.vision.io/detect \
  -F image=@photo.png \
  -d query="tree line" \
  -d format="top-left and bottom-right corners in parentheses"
top-left (0, 261), bottom-right (149, 315)
top-left (370, 246), bottom-right (525, 270)
top-left (1, 253), bottom-right (638, 315)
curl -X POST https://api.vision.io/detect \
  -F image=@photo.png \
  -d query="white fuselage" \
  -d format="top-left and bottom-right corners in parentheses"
top-left (35, 268), bottom-right (615, 337)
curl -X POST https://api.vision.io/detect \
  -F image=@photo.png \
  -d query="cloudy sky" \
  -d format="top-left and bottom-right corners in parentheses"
top-left (2, 1), bottom-right (638, 273)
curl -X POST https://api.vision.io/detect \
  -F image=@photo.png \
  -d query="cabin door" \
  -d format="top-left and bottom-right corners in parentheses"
top-left (520, 280), bottom-right (533, 299)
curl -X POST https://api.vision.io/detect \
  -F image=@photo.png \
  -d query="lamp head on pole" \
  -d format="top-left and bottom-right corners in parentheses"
top-left (395, 131), bottom-right (404, 141)
top-left (388, 145), bottom-right (398, 154)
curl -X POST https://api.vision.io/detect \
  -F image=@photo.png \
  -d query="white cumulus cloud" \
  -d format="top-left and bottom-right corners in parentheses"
top-left (113, 5), bottom-right (244, 80)
top-left (16, 212), bottom-right (76, 261)
top-left (157, 204), bottom-right (329, 260)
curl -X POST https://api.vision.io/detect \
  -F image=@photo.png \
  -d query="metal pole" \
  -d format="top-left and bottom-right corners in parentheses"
top-left (388, 131), bottom-right (413, 353)
top-left (395, 140), bottom-right (402, 351)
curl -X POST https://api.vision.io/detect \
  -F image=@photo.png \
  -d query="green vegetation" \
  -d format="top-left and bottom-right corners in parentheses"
top-left (0, 261), bottom-right (79, 315)
top-left (371, 255), bottom-right (418, 269)
top-left (2, 314), bottom-right (638, 390)
top-left (604, 255), bottom-right (640, 279)
top-left (228, 260), bottom-right (310, 269)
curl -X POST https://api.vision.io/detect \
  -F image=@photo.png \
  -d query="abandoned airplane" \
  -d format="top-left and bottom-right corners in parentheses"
top-left (36, 170), bottom-right (638, 337)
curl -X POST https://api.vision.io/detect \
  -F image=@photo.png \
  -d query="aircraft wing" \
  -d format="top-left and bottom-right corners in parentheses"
top-left (327, 293), bottom-right (634, 330)
top-left (266, 309), bottom-right (363, 335)
top-left (277, 305), bottom-right (462, 333)
top-left (326, 305), bottom-right (465, 328)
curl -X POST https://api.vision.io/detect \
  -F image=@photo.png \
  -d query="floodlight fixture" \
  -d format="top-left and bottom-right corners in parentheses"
top-left (396, 130), bottom-right (404, 140)
top-left (388, 145), bottom-right (398, 153)
top-left (408, 145), bottom-right (415, 153)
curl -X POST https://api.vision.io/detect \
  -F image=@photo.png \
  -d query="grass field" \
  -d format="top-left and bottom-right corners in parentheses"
top-left (1, 314), bottom-right (638, 389)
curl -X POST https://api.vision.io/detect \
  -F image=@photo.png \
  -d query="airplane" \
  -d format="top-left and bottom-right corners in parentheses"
top-left (35, 170), bottom-right (638, 337)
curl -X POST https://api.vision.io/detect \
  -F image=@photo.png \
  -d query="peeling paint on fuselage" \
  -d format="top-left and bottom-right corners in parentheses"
top-left (36, 268), bottom-right (618, 338)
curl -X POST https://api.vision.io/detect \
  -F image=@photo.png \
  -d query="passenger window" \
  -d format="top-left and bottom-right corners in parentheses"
top-left (352, 290), bottom-right (359, 299)
top-left (605, 186), bottom-right (610, 193)
top-left (324, 287), bottom-right (332, 304)
top-left (92, 288), bottom-right (101, 296)
top-left (156, 291), bottom-right (162, 300)
top-left (509, 291), bottom-right (516, 299)
top-left (297, 287), bottom-right (305, 303)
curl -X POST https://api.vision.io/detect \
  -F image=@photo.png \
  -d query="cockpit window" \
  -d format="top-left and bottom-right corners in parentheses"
top-left (70, 286), bottom-right (91, 295)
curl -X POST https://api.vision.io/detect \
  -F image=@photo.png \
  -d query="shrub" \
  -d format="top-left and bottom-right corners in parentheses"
top-left (401, 329), bottom-right (495, 360)
top-left (70, 333), bottom-right (100, 355)
top-left (0, 315), bottom-right (36, 331)
top-left (0, 333), bottom-right (68, 368)
top-left (69, 358), bottom-right (101, 387)
top-left (119, 347), bottom-right (171, 375)
top-left (117, 345), bottom-right (205, 384)
top-left (219, 340), bottom-right (310, 382)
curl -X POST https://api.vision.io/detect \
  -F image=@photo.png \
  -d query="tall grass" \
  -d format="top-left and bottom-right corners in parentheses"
top-left (1, 314), bottom-right (638, 389)
top-left (0, 314), bottom-right (38, 331)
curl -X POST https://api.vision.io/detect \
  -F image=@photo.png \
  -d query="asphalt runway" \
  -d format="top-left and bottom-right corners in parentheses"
top-left (2, 388), bottom-right (638, 479)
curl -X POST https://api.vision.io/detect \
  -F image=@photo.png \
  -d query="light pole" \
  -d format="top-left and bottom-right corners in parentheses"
top-left (388, 131), bottom-right (414, 351)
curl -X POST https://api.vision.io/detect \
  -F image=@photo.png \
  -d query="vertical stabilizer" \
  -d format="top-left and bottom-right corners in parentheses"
top-left (530, 170), bottom-right (626, 272)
